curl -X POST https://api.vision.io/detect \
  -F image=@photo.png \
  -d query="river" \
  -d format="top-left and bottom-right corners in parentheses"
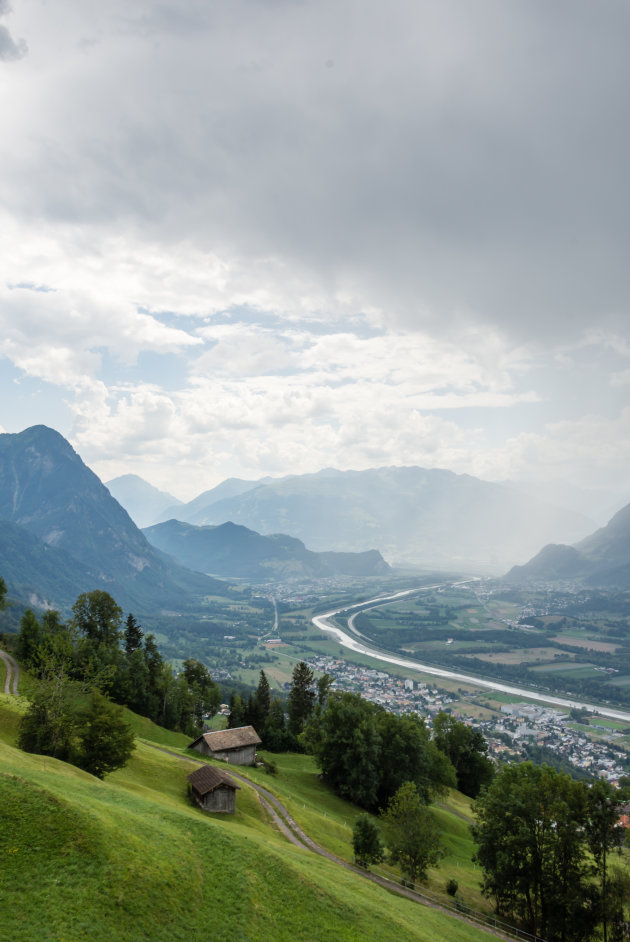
top-left (312, 582), bottom-right (630, 725)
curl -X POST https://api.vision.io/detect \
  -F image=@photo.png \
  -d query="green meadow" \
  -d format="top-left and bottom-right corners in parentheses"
top-left (0, 693), bottom-right (493, 942)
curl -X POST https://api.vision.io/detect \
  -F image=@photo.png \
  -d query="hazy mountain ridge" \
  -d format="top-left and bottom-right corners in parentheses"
top-left (504, 501), bottom-right (630, 587)
top-left (0, 426), bottom-right (226, 611)
top-left (106, 473), bottom-right (182, 529)
top-left (143, 519), bottom-right (390, 580)
top-left (154, 466), bottom-right (594, 572)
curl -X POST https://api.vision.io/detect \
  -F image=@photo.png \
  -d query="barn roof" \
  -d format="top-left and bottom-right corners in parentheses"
top-left (187, 765), bottom-right (240, 796)
top-left (189, 725), bottom-right (262, 753)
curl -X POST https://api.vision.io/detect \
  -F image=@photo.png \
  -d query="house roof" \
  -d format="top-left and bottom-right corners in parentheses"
top-left (189, 725), bottom-right (262, 753)
top-left (187, 765), bottom-right (240, 796)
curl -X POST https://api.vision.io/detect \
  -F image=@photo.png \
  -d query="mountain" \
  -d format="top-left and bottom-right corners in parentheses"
top-left (158, 477), bottom-right (265, 523)
top-left (106, 473), bottom-right (182, 528)
top-left (162, 466), bottom-right (594, 572)
top-left (0, 426), bottom-right (226, 611)
top-left (504, 501), bottom-right (630, 587)
top-left (143, 519), bottom-right (390, 581)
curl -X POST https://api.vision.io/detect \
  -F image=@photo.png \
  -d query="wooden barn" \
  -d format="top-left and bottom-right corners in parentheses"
top-left (188, 725), bottom-right (262, 765)
top-left (187, 765), bottom-right (240, 814)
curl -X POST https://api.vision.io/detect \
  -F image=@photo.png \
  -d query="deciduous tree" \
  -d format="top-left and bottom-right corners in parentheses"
top-left (432, 710), bottom-right (494, 798)
top-left (472, 762), bottom-right (597, 942)
top-left (381, 782), bottom-right (444, 884)
top-left (586, 779), bottom-right (625, 942)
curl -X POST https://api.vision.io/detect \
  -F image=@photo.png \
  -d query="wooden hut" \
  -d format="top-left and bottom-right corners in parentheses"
top-left (187, 765), bottom-right (240, 814)
top-left (188, 725), bottom-right (262, 765)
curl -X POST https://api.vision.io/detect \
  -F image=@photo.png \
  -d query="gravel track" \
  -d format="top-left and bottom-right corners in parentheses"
top-left (147, 743), bottom-right (515, 939)
top-left (0, 649), bottom-right (19, 695)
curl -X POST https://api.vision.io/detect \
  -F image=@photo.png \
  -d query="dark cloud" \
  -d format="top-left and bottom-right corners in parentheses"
top-left (4, 0), bottom-right (628, 343)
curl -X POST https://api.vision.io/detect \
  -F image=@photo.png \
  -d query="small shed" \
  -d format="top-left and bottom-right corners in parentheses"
top-left (187, 765), bottom-right (240, 814)
top-left (188, 725), bottom-right (262, 765)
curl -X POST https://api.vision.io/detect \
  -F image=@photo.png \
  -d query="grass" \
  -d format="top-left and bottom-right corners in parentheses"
top-left (0, 692), bottom-right (493, 942)
top-left (224, 751), bottom-right (488, 913)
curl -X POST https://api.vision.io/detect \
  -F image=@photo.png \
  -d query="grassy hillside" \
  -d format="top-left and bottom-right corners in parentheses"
top-left (0, 693), bottom-right (492, 942)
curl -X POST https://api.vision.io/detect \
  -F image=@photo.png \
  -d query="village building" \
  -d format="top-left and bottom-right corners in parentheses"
top-left (187, 765), bottom-right (240, 814)
top-left (188, 725), bottom-right (262, 765)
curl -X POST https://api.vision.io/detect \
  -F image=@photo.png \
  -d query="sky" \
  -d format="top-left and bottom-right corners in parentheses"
top-left (1, 0), bottom-right (629, 519)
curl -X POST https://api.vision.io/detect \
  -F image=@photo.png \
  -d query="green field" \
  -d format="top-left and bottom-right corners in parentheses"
top-left (0, 692), bottom-right (494, 942)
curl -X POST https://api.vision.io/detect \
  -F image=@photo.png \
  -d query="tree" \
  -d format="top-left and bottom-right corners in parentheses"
top-left (72, 591), bottom-right (123, 647)
top-left (264, 697), bottom-right (289, 751)
top-left (381, 782), bottom-right (444, 885)
top-left (376, 711), bottom-right (455, 808)
top-left (472, 763), bottom-right (597, 942)
top-left (0, 575), bottom-right (6, 609)
top-left (585, 779), bottom-right (625, 942)
top-left (18, 656), bottom-right (79, 762)
top-left (76, 689), bottom-right (135, 778)
top-left (432, 711), bottom-right (494, 798)
top-left (317, 673), bottom-right (333, 709)
top-left (73, 591), bottom-right (124, 689)
top-left (182, 658), bottom-right (220, 731)
top-left (123, 613), bottom-right (143, 655)
top-left (255, 669), bottom-right (272, 729)
top-left (228, 692), bottom-right (247, 729)
top-left (352, 814), bottom-right (384, 869)
top-left (287, 661), bottom-right (316, 737)
top-left (15, 608), bottom-right (43, 666)
top-left (312, 691), bottom-right (382, 810)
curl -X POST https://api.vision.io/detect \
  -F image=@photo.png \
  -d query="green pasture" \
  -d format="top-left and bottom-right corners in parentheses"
top-left (0, 692), bottom-right (493, 942)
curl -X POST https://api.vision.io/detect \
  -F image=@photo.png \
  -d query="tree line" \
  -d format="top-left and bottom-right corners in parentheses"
top-left (10, 588), bottom-right (223, 778)
top-left (473, 763), bottom-right (630, 942)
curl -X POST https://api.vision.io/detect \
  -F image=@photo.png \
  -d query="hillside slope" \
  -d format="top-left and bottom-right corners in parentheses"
top-left (504, 500), bottom-right (630, 587)
top-left (0, 696), bottom-right (488, 942)
top-left (0, 426), bottom-right (227, 611)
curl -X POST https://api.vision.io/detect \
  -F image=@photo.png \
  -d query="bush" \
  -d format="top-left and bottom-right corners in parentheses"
top-left (446, 878), bottom-right (458, 897)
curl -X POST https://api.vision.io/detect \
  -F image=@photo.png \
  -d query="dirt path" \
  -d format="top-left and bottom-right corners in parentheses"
top-left (146, 743), bottom-right (516, 940)
top-left (0, 649), bottom-right (19, 695)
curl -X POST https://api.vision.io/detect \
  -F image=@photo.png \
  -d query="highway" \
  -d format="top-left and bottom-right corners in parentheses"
top-left (312, 583), bottom-right (630, 725)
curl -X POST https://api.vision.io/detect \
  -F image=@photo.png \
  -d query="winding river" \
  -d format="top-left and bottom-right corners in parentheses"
top-left (312, 582), bottom-right (630, 724)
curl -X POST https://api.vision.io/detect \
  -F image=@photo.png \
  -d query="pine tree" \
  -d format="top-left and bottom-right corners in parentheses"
top-left (255, 670), bottom-right (272, 728)
top-left (287, 661), bottom-right (316, 737)
top-left (123, 613), bottom-right (143, 655)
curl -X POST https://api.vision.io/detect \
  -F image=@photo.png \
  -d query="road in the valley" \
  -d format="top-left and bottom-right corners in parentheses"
top-left (0, 649), bottom-right (19, 695)
top-left (312, 583), bottom-right (630, 725)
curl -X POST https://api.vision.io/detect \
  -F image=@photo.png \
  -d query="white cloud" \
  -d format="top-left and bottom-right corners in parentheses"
top-left (1, 0), bottom-right (629, 512)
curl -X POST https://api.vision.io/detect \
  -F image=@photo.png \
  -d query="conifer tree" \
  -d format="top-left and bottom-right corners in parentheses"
top-left (287, 661), bottom-right (315, 737)
top-left (123, 613), bottom-right (143, 655)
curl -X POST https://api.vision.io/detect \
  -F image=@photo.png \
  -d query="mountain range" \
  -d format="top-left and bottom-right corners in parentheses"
top-left (505, 501), bottom-right (630, 588)
top-left (0, 426), bottom-right (226, 612)
top-left (145, 467), bottom-right (595, 571)
top-left (143, 519), bottom-right (390, 581)
top-left (0, 427), bottom-right (392, 613)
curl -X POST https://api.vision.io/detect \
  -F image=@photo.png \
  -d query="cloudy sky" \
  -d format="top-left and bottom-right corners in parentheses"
top-left (1, 0), bottom-right (629, 518)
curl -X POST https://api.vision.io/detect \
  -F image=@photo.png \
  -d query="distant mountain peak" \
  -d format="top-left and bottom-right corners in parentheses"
top-left (504, 498), bottom-right (630, 588)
